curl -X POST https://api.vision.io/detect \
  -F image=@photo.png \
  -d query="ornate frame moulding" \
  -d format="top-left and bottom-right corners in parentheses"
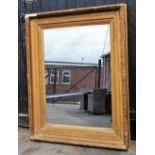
top-left (26, 3), bottom-right (130, 150)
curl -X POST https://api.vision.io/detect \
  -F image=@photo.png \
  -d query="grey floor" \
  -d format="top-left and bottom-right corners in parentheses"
top-left (46, 103), bottom-right (112, 128)
top-left (18, 128), bottom-right (136, 155)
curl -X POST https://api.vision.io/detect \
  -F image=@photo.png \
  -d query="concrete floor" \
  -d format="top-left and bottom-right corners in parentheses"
top-left (19, 128), bottom-right (136, 155)
top-left (46, 103), bottom-right (112, 128)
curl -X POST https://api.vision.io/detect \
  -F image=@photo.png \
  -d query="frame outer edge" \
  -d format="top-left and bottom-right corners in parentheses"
top-left (120, 4), bottom-right (130, 148)
top-left (25, 17), bottom-right (34, 137)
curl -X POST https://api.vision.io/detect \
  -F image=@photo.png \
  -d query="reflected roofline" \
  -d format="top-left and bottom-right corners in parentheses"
top-left (44, 61), bottom-right (99, 67)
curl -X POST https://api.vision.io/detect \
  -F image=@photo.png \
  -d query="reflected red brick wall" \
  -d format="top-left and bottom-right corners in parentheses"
top-left (45, 64), bottom-right (104, 95)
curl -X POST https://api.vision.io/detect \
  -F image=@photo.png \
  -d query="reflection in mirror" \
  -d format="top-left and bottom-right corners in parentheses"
top-left (44, 24), bottom-right (112, 128)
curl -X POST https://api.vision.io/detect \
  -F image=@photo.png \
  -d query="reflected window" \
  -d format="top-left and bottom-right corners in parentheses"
top-left (62, 71), bottom-right (71, 84)
top-left (50, 70), bottom-right (59, 84)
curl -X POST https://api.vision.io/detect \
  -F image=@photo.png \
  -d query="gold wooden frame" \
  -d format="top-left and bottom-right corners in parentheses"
top-left (25, 4), bottom-right (130, 150)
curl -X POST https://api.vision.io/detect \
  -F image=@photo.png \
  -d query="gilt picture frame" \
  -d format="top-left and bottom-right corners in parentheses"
top-left (25, 4), bottom-right (130, 150)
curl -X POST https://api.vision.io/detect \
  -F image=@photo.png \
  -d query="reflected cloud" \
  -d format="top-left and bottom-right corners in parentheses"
top-left (44, 24), bottom-right (110, 64)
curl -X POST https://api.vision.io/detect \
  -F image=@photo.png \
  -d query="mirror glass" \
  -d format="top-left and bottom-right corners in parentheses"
top-left (44, 24), bottom-right (112, 128)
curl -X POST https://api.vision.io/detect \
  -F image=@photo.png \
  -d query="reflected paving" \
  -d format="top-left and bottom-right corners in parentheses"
top-left (46, 102), bottom-right (112, 128)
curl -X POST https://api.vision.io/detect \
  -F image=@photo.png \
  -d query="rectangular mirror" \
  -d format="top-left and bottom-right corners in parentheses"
top-left (44, 24), bottom-right (112, 128)
top-left (26, 4), bottom-right (130, 150)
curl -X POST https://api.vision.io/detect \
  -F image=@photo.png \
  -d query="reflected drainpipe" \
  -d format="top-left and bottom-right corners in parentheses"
top-left (53, 68), bottom-right (57, 95)
top-left (97, 59), bottom-right (101, 88)
top-left (103, 56), bottom-right (106, 88)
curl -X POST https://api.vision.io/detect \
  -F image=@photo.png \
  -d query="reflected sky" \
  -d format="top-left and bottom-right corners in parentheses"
top-left (44, 24), bottom-right (110, 64)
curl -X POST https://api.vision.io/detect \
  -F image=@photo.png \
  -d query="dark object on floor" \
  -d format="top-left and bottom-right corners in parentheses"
top-left (88, 88), bottom-right (107, 115)
top-left (105, 92), bottom-right (112, 114)
top-left (80, 94), bottom-right (88, 111)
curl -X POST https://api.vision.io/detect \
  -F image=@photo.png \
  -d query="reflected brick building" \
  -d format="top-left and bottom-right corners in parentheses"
top-left (45, 61), bottom-right (104, 95)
